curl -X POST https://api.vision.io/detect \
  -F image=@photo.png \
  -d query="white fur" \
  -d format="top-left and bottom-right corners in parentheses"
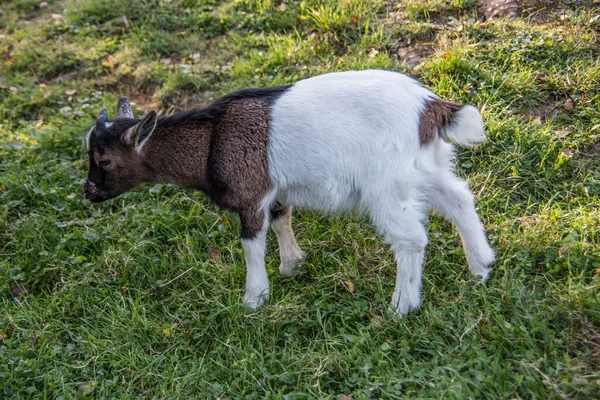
top-left (264, 70), bottom-right (495, 315)
top-left (442, 105), bottom-right (487, 146)
top-left (240, 191), bottom-right (275, 309)
top-left (84, 125), bottom-right (94, 151)
top-left (241, 230), bottom-right (270, 309)
top-left (104, 121), bottom-right (113, 129)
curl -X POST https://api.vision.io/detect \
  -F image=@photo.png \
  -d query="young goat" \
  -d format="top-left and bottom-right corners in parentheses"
top-left (84, 70), bottom-right (495, 315)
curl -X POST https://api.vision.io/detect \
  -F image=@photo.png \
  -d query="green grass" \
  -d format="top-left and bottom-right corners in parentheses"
top-left (1, 0), bottom-right (599, 398)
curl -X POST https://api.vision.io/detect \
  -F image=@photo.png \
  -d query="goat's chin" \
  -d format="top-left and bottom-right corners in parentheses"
top-left (86, 192), bottom-right (118, 203)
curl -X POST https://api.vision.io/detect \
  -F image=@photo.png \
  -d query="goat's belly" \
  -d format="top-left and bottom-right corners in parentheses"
top-left (275, 183), bottom-right (362, 214)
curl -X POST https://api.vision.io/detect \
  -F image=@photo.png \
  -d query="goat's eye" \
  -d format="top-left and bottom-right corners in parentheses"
top-left (99, 160), bottom-right (111, 168)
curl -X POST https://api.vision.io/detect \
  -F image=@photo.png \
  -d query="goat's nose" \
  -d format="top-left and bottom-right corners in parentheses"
top-left (84, 180), bottom-right (98, 195)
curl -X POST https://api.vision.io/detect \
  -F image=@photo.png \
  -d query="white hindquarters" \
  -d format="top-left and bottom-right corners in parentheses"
top-left (263, 70), bottom-right (494, 315)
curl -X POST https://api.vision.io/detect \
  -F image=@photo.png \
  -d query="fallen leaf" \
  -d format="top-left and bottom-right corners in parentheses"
top-left (107, 55), bottom-right (115, 71)
top-left (564, 99), bottom-right (575, 111)
top-left (78, 381), bottom-right (95, 394)
top-left (277, 3), bottom-right (287, 12)
top-left (337, 396), bottom-right (353, 400)
top-left (535, 73), bottom-right (549, 82)
top-left (35, 118), bottom-right (43, 127)
top-left (594, 268), bottom-right (600, 275)
top-left (554, 130), bottom-right (570, 138)
top-left (51, 13), bottom-right (64, 21)
top-left (209, 245), bottom-right (221, 261)
top-left (561, 149), bottom-right (573, 158)
top-left (38, 2), bottom-right (48, 8)
top-left (122, 16), bottom-right (129, 29)
top-left (371, 315), bottom-right (385, 328)
top-left (350, 17), bottom-right (358, 25)
top-left (11, 283), bottom-right (31, 299)
top-left (177, 32), bottom-right (186, 38)
top-left (344, 280), bottom-right (355, 293)
top-left (64, 89), bottom-right (77, 96)
top-left (368, 49), bottom-right (379, 58)
top-left (9, 86), bottom-right (19, 94)
top-left (0, 325), bottom-right (15, 340)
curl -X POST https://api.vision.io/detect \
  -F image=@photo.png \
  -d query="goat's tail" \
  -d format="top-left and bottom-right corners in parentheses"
top-left (419, 99), bottom-right (486, 147)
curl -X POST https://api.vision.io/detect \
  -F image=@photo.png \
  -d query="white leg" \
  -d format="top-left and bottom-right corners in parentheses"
top-left (369, 197), bottom-right (428, 315)
top-left (271, 206), bottom-right (305, 277)
top-left (241, 229), bottom-right (269, 309)
top-left (427, 174), bottom-right (495, 280)
top-left (239, 205), bottom-right (271, 310)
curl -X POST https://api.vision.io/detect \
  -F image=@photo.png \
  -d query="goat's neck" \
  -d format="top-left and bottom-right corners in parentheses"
top-left (143, 124), bottom-right (212, 189)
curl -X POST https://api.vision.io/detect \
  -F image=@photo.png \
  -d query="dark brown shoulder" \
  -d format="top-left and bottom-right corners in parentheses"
top-left (419, 98), bottom-right (463, 146)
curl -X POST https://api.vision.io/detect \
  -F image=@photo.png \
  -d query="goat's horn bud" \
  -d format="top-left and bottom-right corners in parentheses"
top-left (117, 97), bottom-right (134, 119)
top-left (96, 108), bottom-right (108, 126)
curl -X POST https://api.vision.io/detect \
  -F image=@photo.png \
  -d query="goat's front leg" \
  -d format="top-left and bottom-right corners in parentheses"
top-left (239, 209), bottom-right (270, 309)
top-left (270, 202), bottom-right (305, 277)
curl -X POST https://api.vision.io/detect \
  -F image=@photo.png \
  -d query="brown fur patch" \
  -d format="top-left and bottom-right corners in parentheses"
top-left (87, 86), bottom-right (289, 237)
top-left (145, 98), bottom-right (274, 237)
top-left (418, 99), bottom-right (463, 146)
top-left (145, 124), bottom-right (213, 188)
top-left (208, 99), bottom-right (274, 237)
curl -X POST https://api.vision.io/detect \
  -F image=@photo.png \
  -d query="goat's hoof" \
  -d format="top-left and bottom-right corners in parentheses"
top-left (279, 251), bottom-right (306, 278)
top-left (242, 289), bottom-right (269, 310)
top-left (469, 251), bottom-right (495, 283)
top-left (472, 267), bottom-right (491, 282)
top-left (467, 246), bottom-right (495, 282)
top-left (390, 291), bottom-right (421, 316)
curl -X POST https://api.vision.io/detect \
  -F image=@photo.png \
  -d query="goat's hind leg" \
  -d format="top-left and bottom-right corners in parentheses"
top-left (270, 202), bottom-right (305, 277)
top-left (428, 173), bottom-right (495, 280)
top-left (370, 198), bottom-right (429, 315)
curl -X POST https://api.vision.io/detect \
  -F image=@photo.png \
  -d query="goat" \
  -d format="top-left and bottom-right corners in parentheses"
top-left (84, 70), bottom-right (495, 315)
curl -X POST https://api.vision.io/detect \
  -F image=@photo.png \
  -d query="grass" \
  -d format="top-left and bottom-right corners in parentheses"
top-left (1, 0), bottom-right (599, 398)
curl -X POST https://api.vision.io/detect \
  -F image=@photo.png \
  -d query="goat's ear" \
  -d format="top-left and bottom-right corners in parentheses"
top-left (117, 96), bottom-right (134, 119)
top-left (123, 111), bottom-right (157, 153)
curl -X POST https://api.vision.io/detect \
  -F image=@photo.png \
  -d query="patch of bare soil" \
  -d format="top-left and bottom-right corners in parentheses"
top-left (518, 0), bottom-right (599, 25)
top-left (396, 41), bottom-right (436, 69)
top-left (523, 101), bottom-right (564, 123)
top-left (479, 0), bottom-right (519, 20)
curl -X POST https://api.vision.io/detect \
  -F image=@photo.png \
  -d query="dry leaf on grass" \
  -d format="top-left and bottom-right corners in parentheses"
top-left (11, 283), bottom-right (31, 299)
top-left (209, 245), bottom-right (222, 261)
top-left (344, 280), bottom-right (355, 293)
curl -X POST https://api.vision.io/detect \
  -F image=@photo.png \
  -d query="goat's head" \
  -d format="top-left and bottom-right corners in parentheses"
top-left (84, 97), bottom-right (157, 202)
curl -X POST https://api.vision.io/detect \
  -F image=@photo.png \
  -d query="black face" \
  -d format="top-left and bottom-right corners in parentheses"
top-left (84, 118), bottom-right (146, 203)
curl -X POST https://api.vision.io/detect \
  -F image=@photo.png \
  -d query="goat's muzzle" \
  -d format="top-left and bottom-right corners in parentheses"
top-left (84, 180), bottom-right (99, 200)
